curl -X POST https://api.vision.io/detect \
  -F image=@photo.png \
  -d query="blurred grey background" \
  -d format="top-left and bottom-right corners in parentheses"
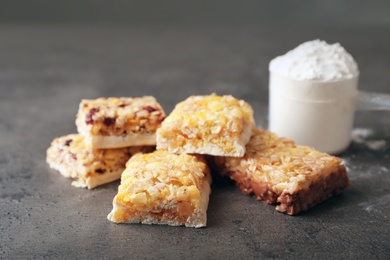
top-left (1, 0), bottom-right (390, 26)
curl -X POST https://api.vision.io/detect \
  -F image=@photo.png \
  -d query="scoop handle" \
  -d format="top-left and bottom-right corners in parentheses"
top-left (356, 91), bottom-right (390, 111)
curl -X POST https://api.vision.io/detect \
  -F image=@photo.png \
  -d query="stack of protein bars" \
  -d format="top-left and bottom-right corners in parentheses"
top-left (46, 97), bottom-right (165, 189)
top-left (47, 94), bottom-right (349, 228)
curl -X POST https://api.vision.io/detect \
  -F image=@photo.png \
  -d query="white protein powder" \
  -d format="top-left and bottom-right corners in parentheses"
top-left (269, 39), bottom-right (359, 82)
top-left (268, 39), bottom-right (360, 154)
top-left (351, 128), bottom-right (387, 151)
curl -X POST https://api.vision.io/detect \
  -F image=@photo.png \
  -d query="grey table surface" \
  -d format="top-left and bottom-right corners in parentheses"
top-left (1, 25), bottom-right (389, 259)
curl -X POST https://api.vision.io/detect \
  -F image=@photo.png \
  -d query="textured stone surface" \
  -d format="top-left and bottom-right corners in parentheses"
top-left (0, 25), bottom-right (389, 259)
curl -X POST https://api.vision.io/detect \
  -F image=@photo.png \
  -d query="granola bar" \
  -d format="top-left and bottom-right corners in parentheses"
top-left (46, 134), bottom-right (154, 189)
top-left (76, 96), bottom-right (165, 149)
top-left (107, 150), bottom-right (212, 228)
top-left (213, 128), bottom-right (349, 215)
top-left (156, 94), bottom-right (255, 157)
